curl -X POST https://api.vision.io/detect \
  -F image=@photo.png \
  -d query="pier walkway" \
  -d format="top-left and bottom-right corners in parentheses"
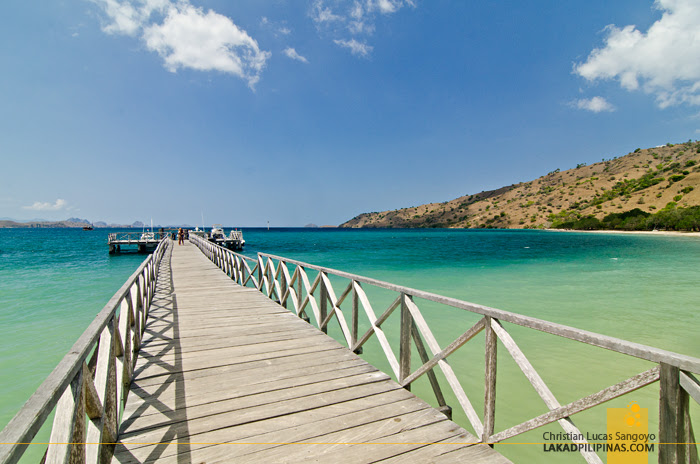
top-left (112, 242), bottom-right (510, 463)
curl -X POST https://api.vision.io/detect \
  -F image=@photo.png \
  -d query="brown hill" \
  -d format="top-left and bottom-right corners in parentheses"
top-left (339, 140), bottom-right (700, 229)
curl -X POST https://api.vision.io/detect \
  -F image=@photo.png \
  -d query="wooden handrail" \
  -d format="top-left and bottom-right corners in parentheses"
top-left (258, 253), bottom-right (700, 372)
top-left (0, 237), bottom-right (170, 464)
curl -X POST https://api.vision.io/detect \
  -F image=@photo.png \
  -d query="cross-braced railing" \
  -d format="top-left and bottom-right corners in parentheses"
top-left (0, 238), bottom-right (170, 464)
top-left (107, 232), bottom-right (167, 243)
top-left (188, 234), bottom-right (700, 464)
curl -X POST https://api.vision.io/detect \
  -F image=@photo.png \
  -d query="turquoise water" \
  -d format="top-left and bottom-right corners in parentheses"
top-left (1, 228), bottom-right (698, 462)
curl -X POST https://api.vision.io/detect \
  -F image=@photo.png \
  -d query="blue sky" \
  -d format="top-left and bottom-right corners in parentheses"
top-left (2, 0), bottom-right (700, 226)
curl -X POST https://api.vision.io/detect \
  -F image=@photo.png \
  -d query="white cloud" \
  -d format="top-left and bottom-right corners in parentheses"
top-left (284, 47), bottom-right (309, 63)
top-left (260, 16), bottom-right (292, 36)
top-left (348, 1), bottom-right (374, 34)
top-left (312, 0), bottom-right (415, 56)
top-left (311, 0), bottom-right (343, 24)
top-left (92, 0), bottom-right (269, 88)
top-left (366, 0), bottom-right (411, 14)
top-left (575, 0), bottom-right (700, 108)
top-left (23, 199), bottom-right (68, 211)
top-left (144, 5), bottom-right (270, 87)
top-left (93, 0), bottom-right (169, 36)
top-left (573, 96), bottom-right (616, 113)
top-left (334, 38), bottom-right (372, 57)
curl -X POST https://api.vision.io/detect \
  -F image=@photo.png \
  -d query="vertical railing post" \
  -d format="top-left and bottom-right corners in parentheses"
top-left (135, 276), bottom-right (145, 330)
top-left (257, 256), bottom-right (264, 292)
top-left (351, 280), bottom-right (362, 354)
top-left (117, 299), bottom-right (132, 410)
top-left (126, 295), bottom-right (140, 360)
top-left (298, 267), bottom-right (308, 323)
top-left (319, 272), bottom-right (328, 333)
top-left (399, 294), bottom-right (413, 391)
top-left (238, 257), bottom-right (244, 285)
top-left (45, 369), bottom-right (86, 463)
top-left (659, 363), bottom-right (689, 464)
top-left (267, 258), bottom-right (275, 299)
top-left (280, 261), bottom-right (288, 309)
top-left (483, 316), bottom-right (497, 444)
top-left (85, 317), bottom-right (116, 464)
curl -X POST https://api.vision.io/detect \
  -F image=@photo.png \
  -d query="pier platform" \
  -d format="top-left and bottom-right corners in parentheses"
top-left (112, 242), bottom-right (510, 463)
top-left (108, 232), bottom-right (165, 254)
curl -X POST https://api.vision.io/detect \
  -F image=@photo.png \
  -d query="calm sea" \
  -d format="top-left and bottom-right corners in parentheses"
top-left (1, 227), bottom-right (698, 462)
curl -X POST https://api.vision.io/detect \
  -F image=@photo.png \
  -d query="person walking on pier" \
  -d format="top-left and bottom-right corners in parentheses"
top-left (178, 228), bottom-right (184, 245)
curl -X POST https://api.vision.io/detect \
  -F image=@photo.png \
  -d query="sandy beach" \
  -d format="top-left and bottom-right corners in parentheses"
top-left (545, 228), bottom-right (700, 237)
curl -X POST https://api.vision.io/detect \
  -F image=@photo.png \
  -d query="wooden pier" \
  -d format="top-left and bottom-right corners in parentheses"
top-left (112, 242), bottom-right (506, 463)
top-left (1, 235), bottom-right (699, 464)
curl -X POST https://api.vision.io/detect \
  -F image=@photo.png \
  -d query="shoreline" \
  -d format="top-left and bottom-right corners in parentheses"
top-left (545, 228), bottom-right (700, 237)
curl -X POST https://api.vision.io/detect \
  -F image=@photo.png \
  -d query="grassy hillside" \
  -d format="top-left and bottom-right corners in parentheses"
top-left (339, 140), bottom-right (700, 230)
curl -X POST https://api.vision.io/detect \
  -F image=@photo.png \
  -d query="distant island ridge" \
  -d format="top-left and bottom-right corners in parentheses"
top-left (0, 219), bottom-right (337, 229)
top-left (0, 219), bottom-right (195, 229)
top-left (340, 140), bottom-right (700, 232)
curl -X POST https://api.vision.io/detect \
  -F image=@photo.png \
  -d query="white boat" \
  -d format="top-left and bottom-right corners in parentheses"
top-left (141, 219), bottom-right (155, 241)
top-left (209, 224), bottom-right (225, 240)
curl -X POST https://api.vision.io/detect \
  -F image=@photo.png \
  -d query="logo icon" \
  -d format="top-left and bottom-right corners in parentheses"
top-left (624, 401), bottom-right (643, 428)
top-left (607, 402), bottom-right (650, 464)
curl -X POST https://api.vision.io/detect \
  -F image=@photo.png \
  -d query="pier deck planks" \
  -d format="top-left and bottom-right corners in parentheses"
top-left (112, 242), bottom-right (511, 463)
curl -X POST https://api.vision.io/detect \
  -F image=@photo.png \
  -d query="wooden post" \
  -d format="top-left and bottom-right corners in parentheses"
top-left (319, 273), bottom-right (328, 334)
top-left (268, 260), bottom-right (276, 301)
top-left (45, 369), bottom-right (86, 463)
top-left (280, 261), bottom-right (288, 309)
top-left (483, 316), bottom-right (497, 444)
top-left (239, 257), bottom-right (245, 285)
top-left (659, 363), bottom-right (688, 464)
top-left (85, 318), bottom-right (116, 464)
top-left (298, 267), bottom-right (308, 323)
top-left (399, 294), bottom-right (412, 391)
top-left (352, 281), bottom-right (362, 354)
top-left (117, 299), bottom-right (132, 409)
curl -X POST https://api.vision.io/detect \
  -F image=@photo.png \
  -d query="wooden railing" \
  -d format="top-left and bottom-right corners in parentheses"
top-left (0, 238), bottom-right (170, 464)
top-left (189, 233), bottom-right (699, 464)
top-left (107, 231), bottom-right (167, 243)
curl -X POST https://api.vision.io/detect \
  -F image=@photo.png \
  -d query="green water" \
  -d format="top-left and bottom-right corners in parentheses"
top-left (1, 228), bottom-right (698, 462)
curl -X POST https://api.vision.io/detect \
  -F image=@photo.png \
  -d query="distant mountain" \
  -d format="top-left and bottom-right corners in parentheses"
top-left (0, 218), bottom-right (200, 229)
top-left (0, 217), bottom-right (49, 222)
top-left (340, 140), bottom-right (700, 230)
top-left (0, 219), bottom-right (90, 228)
top-left (304, 223), bottom-right (319, 228)
top-left (67, 217), bottom-right (91, 225)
